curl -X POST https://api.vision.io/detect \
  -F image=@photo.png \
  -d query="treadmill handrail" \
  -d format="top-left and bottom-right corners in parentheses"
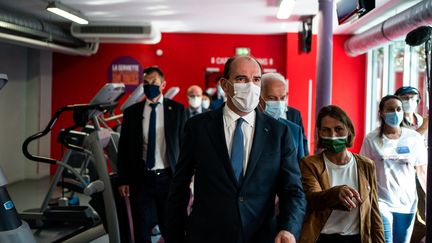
top-left (22, 103), bottom-right (110, 164)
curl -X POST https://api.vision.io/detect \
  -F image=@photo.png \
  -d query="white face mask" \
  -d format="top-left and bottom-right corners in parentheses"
top-left (188, 96), bottom-right (202, 108)
top-left (402, 99), bottom-right (418, 113)
top-left (229, 82), bottom-right (261, 113)
top-left (202, 99), bottom-right (210, 109)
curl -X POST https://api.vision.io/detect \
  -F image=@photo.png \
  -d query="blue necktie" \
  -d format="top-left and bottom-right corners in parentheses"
top-left (146, 102), bottom-right (158, 170)
top-left (231, 118), bottom-right (244, 182)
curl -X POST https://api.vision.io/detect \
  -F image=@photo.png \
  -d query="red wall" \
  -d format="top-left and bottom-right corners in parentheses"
top-left (285, 33), bottom-right (366, 153)
top-left (285, 33), bottom-right (318, 152)
top-left (332, 35), bottom-right (366, 153)
top-left (51, 33), bottom-right (287, 170)
top-left (51, 32), bottom-right (366, 173)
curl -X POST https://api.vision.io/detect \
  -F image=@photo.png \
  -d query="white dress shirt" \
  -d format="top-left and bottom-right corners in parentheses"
top-left (223, 105), bottom-right (255, 175)
top-left (142, 95), bottom-right (168, 170)
top-left (321, 152), bottom-right (360, 235)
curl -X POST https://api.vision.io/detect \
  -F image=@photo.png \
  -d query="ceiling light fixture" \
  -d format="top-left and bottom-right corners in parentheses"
top-left (46, 1), bottom-right (89, 25)
top-left (277, 0), bottom-right (296, 20)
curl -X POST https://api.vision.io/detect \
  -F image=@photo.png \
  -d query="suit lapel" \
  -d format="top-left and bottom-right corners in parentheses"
top-left (134, 101), bottom-right (146, 164)
top-left (163, 99), bottom-right (175, 166)
top-left (242, 112), bottom-right (268, 185)
top-left (318, 154), bottom-right (331, 190)
top-left (206, 108), bottom-right (238, 186)
top-left (185, 108), bottom-right (191, 118)
top-left (137, 100), bottom-right (146, 142)
top-left (163, 98), bottom-right (173, 137)
top-left (354, 156), bottom-right (369, 199)
top-left (355, 154), bottom-right (369, 232)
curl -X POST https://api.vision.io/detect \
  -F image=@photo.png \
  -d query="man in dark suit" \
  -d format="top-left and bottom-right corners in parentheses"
top-left (117, 66), bottom-right (186, 242)
top-left (166, 56), bottom-right (306, 243)
top-left (258, 72), bottom-right (308, 160)
top-left (286, 106), bottom-right (309, 155)
top-left (185, 85), bottom-right (209, 119)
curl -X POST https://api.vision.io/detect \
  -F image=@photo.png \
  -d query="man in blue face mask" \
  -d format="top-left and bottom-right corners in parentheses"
top-left (258, 72), bottom-right (309, 160)
top-left (117, 66), bottom-right (186, 242)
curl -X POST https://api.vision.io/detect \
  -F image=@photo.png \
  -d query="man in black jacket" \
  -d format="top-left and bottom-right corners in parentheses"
top-left (166, 56), bottom-right (306, 243)
top-left (117, 66), bottom-right (186, 242)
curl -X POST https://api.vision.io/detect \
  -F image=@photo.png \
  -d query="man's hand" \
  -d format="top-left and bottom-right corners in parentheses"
top-left (118, 185), bottom-right (130, 197)
top-left (274, 230), bottom-right (296, 243)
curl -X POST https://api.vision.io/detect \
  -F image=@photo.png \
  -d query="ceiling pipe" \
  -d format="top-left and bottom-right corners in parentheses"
top-left (344, 0), bottom-right (432, 57)
top-left (0, 31), bottom-right (99, 56)
top-left (0, 7), bottom-right (97, 55)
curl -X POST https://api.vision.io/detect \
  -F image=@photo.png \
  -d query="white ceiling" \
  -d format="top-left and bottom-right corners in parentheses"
top-left (0, 0), bottom-right (423, 34)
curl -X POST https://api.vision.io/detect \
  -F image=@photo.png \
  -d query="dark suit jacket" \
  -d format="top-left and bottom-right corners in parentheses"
top-left (186, 107), bottom-right (210, 119)
top-left (117, 98), bottom-right (186, 185)
top-left (286, 106), bottom-right (309, 156)
top-left (166, 106), bottom-right (306, 243)
top-left (209, 97), bottom-right (224, 110)
top-left (278, 118), bottom-right (305, 163)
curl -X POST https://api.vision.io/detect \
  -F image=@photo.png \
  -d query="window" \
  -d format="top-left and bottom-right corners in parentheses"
top-left (365, 40), bottom-right (428, 134)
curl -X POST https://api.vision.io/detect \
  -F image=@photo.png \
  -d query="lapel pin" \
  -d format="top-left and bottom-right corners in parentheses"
top-left (264, 128), bottom-right (269, 133)
top-left (168, 106), bottom-right (172, 110)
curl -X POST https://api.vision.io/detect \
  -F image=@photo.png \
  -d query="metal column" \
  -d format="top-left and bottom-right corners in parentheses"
top-left (315, 0), bottom-right (334, 113)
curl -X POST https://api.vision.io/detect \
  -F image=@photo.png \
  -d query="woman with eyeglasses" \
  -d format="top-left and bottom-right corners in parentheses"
top-left (360, 95), bottom-right (427, 243)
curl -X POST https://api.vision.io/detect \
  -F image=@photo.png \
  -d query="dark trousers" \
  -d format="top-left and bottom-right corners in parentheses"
top-left (317, 233), bottom-right (361, 243)
top-left (130, 168), bottom-right (172, 243)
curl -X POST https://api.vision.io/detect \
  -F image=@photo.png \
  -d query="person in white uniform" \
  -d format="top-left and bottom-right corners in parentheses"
top-left (360, 95), bottom-right (427, 243)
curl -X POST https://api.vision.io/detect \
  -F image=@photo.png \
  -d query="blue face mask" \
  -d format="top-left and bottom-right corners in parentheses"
top-left (384, 111), bottom-right (403, 128)
top-left (264, 101), bottom-right (286, 119)
top-left (143, 84), bottom-right (161, 99)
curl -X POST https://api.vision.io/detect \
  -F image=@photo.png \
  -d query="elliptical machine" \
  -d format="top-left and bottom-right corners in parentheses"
top-left (22, 83), bottom-right (125, 243)
top-left (0, 73), bottom-right (36, 243)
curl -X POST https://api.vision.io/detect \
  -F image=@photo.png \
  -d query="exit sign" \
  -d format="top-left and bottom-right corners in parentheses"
top-left (236, 47), bottom-right (250, 56)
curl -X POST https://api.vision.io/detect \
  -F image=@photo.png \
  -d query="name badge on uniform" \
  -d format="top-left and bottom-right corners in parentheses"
top-left (396, 146), bottom-right (410, 154)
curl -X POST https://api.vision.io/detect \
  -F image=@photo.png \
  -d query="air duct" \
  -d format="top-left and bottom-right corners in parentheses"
top-left (0, 8), bottom-right (98, 56)
top-left (345, 0), bottom-right (432, 57)
top-left (71, 23), bottom-right (161, 44)
top-left (0, 31), bottom-right (98, 56)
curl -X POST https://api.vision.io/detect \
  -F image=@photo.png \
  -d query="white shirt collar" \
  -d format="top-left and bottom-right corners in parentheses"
top-left (223, 105), bottom-right (255, 127)
top-left (146, 95), bottom-right (164, 106)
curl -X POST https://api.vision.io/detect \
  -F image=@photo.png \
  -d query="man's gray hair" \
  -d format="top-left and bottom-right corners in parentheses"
top-left (261, 72), bottom-right (288, 92)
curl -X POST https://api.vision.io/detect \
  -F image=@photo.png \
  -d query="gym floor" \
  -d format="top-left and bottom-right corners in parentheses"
top-left (7, 176), bottom-right (163, 243)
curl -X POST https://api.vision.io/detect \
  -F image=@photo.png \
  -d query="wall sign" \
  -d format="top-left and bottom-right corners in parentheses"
top-left (108, 56), bottom-right (143, 92)
top-left (210, 56), bottom-right (274, 66)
